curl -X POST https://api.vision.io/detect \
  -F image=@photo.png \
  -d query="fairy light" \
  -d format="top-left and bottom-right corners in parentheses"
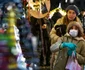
top-left (65, 0), bottom-right (68, 3)
top-left (70, 0), bottom-right (74, 3)
top-left (49, 8), bottom-right (66, 19)
top-left (59, 9), bottom-right (66, 16)
top-left (6, 8), bottom-right (17, 53)
top-left (49, 8), bottom-right (59, 18)
top-left (58, 2), bottom-right (61, 8)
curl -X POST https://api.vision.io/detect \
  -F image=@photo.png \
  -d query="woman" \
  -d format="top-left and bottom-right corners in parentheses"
top-left (50, 5), bottom-right (81, 44)
top-left (50, 5), bottom-right (81, 69)
top-left (50, 21), bottom-right (85, 70)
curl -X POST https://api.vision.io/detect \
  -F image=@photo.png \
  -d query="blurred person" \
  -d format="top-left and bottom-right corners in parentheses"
top-left (50, 5), bottom-right (81, 70)
top-left (39, 14), bottom-right (54, 66)
top-left (30, 12), bottom-right (54, 67)
top-left (50, 5), bottom-right (81, 44)
top-left (50, 21), bottom-right (85, 70)
top-left (78, 10), bottom-right (85, 39)
top-left (51, 11), bottom-right (62, 25)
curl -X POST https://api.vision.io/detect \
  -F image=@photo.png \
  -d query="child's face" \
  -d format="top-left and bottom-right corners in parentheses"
top-left (71, 26), bottom-right (78, 30)
top-left (69, 26), bottom-right (78, 37)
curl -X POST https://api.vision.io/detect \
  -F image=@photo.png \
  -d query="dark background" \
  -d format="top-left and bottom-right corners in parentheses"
top-left (0, 0), bottom-right (85, 23)
top-left (0, 0), bottom-right (85, 11)
top-left (50, 0), bottom-right (85, 11)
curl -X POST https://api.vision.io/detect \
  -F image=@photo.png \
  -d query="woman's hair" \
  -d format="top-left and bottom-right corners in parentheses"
top-left (66, 21), bottom-right (84, 37)
top-left (63, 15), bottom-right (77, 25)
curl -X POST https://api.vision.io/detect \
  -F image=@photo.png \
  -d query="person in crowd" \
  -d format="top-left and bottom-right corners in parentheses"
top-left (78, 9), bottom-right (85, 39)
top-left (50, 5), bottom-right (81, 44)
top-left (50, 21), bottom-right (85, 70)
top-left (50, 5), bottom-right (81, 70)
top-left (30, 13), bottom-right (54, 66)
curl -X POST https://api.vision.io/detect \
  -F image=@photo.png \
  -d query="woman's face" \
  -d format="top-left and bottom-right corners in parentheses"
top-left (67, 10), bottom-right (77, 21)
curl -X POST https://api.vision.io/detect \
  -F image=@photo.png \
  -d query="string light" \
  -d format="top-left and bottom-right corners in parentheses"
top-left (70, 0), bottom-right (74, 3)
top-left (65, 0), bottom-right (68, 3)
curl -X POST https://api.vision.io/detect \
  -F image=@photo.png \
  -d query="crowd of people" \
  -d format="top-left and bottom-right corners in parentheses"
top-left (50, 5), bottom-right (85, 70)
top-left (30, 4), bottom-right (85, 70)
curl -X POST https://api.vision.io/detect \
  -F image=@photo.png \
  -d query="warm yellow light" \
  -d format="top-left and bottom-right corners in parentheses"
top-left (49, 8), bottom-right (59, 18)
top-left (49, 8), bottom-right (66, 18)
top-left (59, 9), bottom-right (66, 16)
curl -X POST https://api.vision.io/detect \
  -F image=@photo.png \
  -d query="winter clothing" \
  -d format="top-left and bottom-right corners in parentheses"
top-left (51, 34), bottom-right (85, 70)
top-left (61, 42), bottom-right (77, 50)
top-left (50, 21), bottom-right (85, 70)
top-left (50, 16), bottom-right (81, 70)
top-left (50, 5), bottom-right (81, 70)
top-left (30, 17), bottom-right (53, 66)
top-left (66, 21), bottom-right (83, 35)
top-left (61, 42), bottom-right (77, 56)
top-left (50, 16), bottom-right (81, 44)
top-left (66, 5), bottom-right (80, 16)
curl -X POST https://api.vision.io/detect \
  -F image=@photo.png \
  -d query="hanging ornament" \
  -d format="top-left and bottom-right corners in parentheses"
top-left (27, 0), bottom-right (51, 18)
